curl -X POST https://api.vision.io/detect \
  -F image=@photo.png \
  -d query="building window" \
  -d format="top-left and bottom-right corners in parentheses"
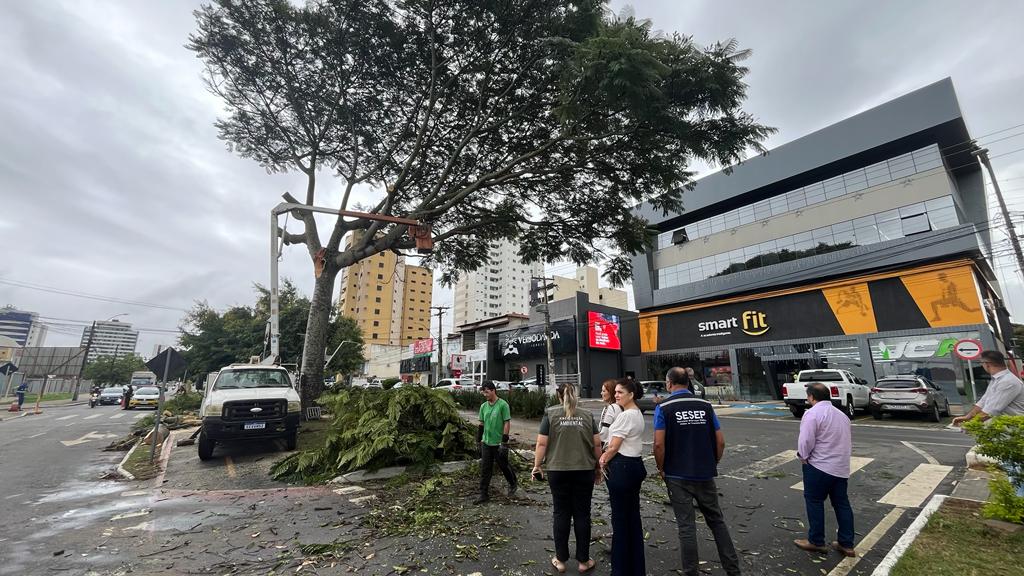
top-left (377, 274), bottom-right (384, 280)
top-left (375, 297), bottom-right (381, 303)
top-left (373, 321), bottom-right (379, 327)
top-left (372, 333), bottom-right (378, 339)
top-left (374, 309), bottom-right (380, 314)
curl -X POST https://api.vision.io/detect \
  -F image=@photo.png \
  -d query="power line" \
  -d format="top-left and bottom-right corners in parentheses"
top-left (0, 278), bottom-right (189, 312)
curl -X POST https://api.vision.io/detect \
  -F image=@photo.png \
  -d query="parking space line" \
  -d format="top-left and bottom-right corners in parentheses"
top-left (791, 456), bottom-right (873, 491)
top-left (55, 415), bottom-right (77, 421)
top-left (225, 456), bottom-right (237, 478)
top-left (878, 463), bottom-right (952, 508)
top-left (901, 441), bottom-right (939, 465)
top-left (827, 507), bottom-right (904, 576)
top-left (84, 414), bottom-right (102, 420)
top-left (722, 449), bottom-right (798, 480)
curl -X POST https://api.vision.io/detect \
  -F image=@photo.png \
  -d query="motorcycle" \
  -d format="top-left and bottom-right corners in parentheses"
top-left (89, 392), bottom-right (98, 408)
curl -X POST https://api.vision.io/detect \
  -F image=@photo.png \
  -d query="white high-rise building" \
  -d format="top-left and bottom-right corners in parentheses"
top-left (81, 320), bottom-right (139, 362)
top-left (454, 240), bottom-right (543, 327)
top-left (0, 307), bottom-right (47, 347)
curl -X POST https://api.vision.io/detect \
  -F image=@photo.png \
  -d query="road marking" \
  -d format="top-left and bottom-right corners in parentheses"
top-left (55, 415), bottom-right (77, 421)
top-left (878, 463), bottom-right (952, 508)
top-left (901, 441), bottom-right (939, 465)
top-left (872, 495), bottom-right (946, 576)
top-left (110, 413), bottom-right (125, 419)
top-left (28, 432), bottom-right (46, 438)
top-left (791, 457), bottom-right (874, 491)
top-left (225, 456), bottom-right (237, 478)
top-left (722, 449), bottom-right (798, 480)
top-left (910, 441), bottom-right (975, 448)
top-left (133, 413), bottom-right (146, 419)
top-left (84, 414), bottom-right (102, 420)
top-left (4, 493), bottom-right (23, 500)
top-left (827, 507), bottom-right (905, 576)
top-left (60, 431), bottom-right (120, 446)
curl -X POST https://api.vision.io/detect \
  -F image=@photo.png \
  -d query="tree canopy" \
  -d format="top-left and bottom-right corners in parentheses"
top-left (83, 355), bottom-right (147, 387)
top-left (178, 280), bottom-right (365, 377)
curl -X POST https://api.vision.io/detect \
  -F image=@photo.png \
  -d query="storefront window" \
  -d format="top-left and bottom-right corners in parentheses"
top-left (869, 332), bottom-right (986, 404)
top-left (735, 340), bottom-right (864, 401)
top-left (645, 350), bottom-right (731, 390)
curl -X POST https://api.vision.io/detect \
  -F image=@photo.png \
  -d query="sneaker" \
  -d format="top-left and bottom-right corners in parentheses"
top-left (473, 495), bottom-right (490, 505)
top-left (508, 482), bottom-right (518, 498)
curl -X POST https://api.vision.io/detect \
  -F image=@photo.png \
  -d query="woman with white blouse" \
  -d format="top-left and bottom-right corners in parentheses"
top-left (598, 378), bottom-right (647, 576)
top-left (598, 378), bottom-right (623, 450)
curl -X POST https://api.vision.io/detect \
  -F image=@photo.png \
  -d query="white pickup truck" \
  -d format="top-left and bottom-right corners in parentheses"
top-left (782, 369), bottom-right (871, 419)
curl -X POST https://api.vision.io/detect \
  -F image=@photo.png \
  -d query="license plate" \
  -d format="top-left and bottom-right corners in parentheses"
top-left (884, 405), bottom-right (914, 410)
top-left (244, 422), bottom-right (266, 430)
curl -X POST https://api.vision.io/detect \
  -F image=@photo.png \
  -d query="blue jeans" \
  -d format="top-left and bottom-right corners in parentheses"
top-left (606, 455), bottom-right (647, 576)
top-left (802, 463), bottom-right (854, 548)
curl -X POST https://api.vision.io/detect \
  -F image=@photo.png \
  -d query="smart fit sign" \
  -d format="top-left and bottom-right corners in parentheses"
top-left (697, 311), bottom-right (770, 338)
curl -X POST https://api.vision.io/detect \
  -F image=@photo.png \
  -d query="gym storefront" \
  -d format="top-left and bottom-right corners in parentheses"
top-left (639, 260), bottom-right (1004, 406)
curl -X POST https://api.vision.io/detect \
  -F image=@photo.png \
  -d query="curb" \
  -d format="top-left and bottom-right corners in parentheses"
top-left (0, 411), bottom-right (30, 423)
top-left (871, 494), bottom-right (947, 576)
top-left (117, 440), bottom-right (141, 481)
top-left (965, 445), bottom-right (998, 468)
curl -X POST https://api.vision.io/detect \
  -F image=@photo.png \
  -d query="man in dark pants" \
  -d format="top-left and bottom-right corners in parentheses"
top-left (654, 367), bottom-right (741, 576)
top-left (794, 382), bottom-right (856, 557)
top-left (475, 381), bottom-right (517, 504)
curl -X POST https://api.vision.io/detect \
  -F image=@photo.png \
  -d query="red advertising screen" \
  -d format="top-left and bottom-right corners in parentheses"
top-left (588, 311), bottom-right (621, 350)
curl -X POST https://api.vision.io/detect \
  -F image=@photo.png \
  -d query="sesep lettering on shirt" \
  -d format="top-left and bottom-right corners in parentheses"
top-left (674, 409), bottom-right (708, 424)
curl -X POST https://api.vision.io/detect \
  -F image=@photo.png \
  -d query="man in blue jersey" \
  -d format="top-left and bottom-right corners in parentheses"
top-left (654, 367), bottom-right (741, 576)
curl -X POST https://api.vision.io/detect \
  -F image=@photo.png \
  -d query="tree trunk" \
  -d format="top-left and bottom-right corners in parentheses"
top-left (299, 262), bottom-right (340, 417)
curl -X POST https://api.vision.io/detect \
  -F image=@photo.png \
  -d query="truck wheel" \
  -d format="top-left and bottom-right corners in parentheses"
top-left (198, 430), bottom-right (215, 461)
top-left (790, 407), bottom-right (805, 418)
top-left (285, 430), bottom-right (297, 451)
top-left (844, 396), bottom-right (856, 419)
top-left (929, 402), bottom-right (941, 423)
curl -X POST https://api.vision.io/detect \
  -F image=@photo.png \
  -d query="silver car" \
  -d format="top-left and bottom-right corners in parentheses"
top-left (869, 375), bottom-right (950, 422)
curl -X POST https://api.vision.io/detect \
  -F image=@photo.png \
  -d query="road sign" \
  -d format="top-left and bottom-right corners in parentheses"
top-left (953, 339), bottom-right (983, 361)
top-left (520, 365), bottom-right (528, 376)
top-left (0, 362), bottom-right (17, 376)
top-left (146, 347), bottom-right (187, 380)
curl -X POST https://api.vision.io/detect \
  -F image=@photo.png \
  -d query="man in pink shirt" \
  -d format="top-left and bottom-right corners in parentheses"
top-left (794, 382), bottom-right (856, 557)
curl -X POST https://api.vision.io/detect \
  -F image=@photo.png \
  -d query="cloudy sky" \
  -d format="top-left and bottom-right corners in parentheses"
top-left (2, 0), bottom-right (1023, 356)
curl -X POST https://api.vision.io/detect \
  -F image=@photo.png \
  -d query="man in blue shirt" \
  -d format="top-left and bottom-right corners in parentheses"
top-left (654, 367), bottom-right (741, 576)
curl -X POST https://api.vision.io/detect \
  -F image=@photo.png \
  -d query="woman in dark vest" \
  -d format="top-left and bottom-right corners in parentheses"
top-left (532, 384), bottom-right (602, 573)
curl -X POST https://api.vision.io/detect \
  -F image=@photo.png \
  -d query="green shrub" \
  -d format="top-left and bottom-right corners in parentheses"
top-left (132, 414), bottom-right (156, 433)
top-left (163, 391), bottom-right (202, 414)
top-left (271, 386), bottom-right (477, 483)
top-left (964, 415), bottom-right (1024, 523)
top-left (450, 389), bottom-right (557, 419)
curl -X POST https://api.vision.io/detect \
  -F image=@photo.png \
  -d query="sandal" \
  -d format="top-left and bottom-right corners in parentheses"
top-left (550, 557), bottom-right (566, 574)
top-left (578, 559), bottom-right (597, 573)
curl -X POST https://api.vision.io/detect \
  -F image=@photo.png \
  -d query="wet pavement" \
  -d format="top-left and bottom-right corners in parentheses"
top-left (0, 401), bottom-right (979, 575)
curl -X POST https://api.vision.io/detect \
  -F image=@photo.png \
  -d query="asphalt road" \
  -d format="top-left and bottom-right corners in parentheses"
top-left (0, 400), bottom-right (977, 576)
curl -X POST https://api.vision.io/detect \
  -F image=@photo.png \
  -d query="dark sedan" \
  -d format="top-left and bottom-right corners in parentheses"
top-left (98, 387), bottom-right (124, 405)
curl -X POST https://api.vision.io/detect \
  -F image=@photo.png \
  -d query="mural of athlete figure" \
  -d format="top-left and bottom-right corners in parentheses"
top-left (835, 287), bottom-right (869, 317)
top-left (930, 272), bottom-right (979, 321)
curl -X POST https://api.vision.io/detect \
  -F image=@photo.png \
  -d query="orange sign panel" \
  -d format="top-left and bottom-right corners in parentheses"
top-left (900, 266), bottom-right (984, 328)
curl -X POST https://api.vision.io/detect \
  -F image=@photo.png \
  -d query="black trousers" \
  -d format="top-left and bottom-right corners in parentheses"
top-left (547, 469), bottom-right (595, 563)
top-left (605, 455), bottom-right (647, 576)
top-left (666, 478), bottom-right (741, 576)
top-left (479, 443), bottom-right (515, 496)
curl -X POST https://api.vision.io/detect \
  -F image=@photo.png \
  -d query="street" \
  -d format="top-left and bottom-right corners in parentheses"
top-left (0, 400), bottom-right (977, 576)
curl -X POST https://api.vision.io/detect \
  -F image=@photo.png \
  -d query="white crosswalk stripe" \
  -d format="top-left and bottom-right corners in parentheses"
top-left (790, 456), bottom-right (874, 491)
top-left (722, 449), bottom-right (798, 480)
top-left (110, 413), bottom-right (125, 419)
top-left (878, 463), bottom-right (952, 508)
top-left (55, 415), bottom-right (77, 421)
top-left (84, 414), bottom-right (102, 420)
top-left (133, 413), bottom-right (146, 419)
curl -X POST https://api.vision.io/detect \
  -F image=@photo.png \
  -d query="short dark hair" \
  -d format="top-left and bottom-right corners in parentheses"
top-left (666, 367), bottom-right (690, 388)
top-left (616, 377), bottom-right (643, 399)
top-left (480, 381), bottom-right (497, 391)
top-left (807, 382), bottom-right (831, 402)
top-left (981, 350), bottom-right (1006, 367)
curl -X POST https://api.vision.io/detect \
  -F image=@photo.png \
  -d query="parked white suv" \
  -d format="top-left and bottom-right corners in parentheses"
top-left (432, 378), bottom-right (477, 392)
top-left (782, 369), bottom-right (871, 419)
top-left (196, 365), bottom-right (302, 461)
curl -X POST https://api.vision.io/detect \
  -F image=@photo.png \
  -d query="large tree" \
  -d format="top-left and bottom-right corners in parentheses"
top-left (189, 0), bottom-right (772, 411)
top-left (84, 355), bottom-right (147, 387)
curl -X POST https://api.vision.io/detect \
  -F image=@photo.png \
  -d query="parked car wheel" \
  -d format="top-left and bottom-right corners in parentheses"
top-left (198, 430), bottom-right (215, 461)
top-left (941, 400), bottom-right (951, 417)
top-left (929, 402), bottom-right (941, 423)
top-left (285, 430), bottom-right (297, 451)
top-left (844, 396), bottom-right (856, 419)
top-left (790, 407), bottom-right (805, 419)
top-left (872, 409), bottom-right (883, 420)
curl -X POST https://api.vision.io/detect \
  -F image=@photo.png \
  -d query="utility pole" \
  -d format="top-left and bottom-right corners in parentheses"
top-left (532, 276), bottom-right (556, 393)
top-left (72, 321), bottom-right (97, 402)
top-left (431, 306), bottom-right (449, 385)
top-left (974, 145), bottom-right (1024, 280)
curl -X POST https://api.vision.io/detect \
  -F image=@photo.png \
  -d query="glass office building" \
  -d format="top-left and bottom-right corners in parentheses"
top-left (629, 79), bottom-right (1012, 407)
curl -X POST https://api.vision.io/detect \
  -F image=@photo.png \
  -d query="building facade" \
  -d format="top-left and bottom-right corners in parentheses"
top-left (81, 320), bottom-right (139, 361)
top-left (337, 232), bottom-right (434, 346)
top-left (0, 307), bottom-right (47, 347)
top-left (453, 239), bottom-right (543, 326)
top-left (532, 266), bottom-right (630, 310)
top-left (630, 78), bottom-right (1011, 407)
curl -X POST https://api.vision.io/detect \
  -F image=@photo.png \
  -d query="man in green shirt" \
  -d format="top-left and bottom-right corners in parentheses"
top-left (476, 381), bottom-right (517, 504)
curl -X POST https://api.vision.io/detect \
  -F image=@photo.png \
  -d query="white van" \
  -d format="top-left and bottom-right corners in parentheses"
top-left (196, 365), bottom-right (302, 461)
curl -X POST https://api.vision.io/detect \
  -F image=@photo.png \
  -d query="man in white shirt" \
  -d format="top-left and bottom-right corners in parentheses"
top-left (952, 350), bottom-right (1024, 425)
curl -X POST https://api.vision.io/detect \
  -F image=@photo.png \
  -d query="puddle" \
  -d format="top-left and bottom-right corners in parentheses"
top-left (36, 480), bottom-right (125, 504)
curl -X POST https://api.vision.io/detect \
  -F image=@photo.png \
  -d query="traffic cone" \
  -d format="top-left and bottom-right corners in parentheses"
top-left (8, 402), bottom-right (19, 412)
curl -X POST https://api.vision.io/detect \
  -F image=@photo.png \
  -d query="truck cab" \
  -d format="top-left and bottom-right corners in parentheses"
top-left (782, 369), bottom-right (871, 419)
top-left (196, 364), bottom-right (301, 461)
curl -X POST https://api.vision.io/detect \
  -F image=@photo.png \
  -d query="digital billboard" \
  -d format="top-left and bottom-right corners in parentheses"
top-left (588, 311), bottom-right (621, 350)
